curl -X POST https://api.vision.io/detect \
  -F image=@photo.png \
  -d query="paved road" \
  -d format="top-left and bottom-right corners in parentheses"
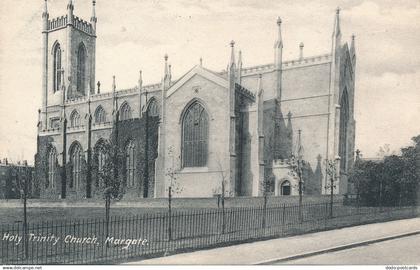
top-left (126, 217), bottom-right (420, 265)
top-left (283, 234), bottom-right (420, 265)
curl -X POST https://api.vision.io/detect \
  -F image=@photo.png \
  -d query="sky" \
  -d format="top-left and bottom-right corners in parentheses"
top-left (0, 0), bottom-right (419, 164)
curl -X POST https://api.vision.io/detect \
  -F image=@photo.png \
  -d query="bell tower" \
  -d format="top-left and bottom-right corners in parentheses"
top-left (41, 0), bottom-right (97, 129)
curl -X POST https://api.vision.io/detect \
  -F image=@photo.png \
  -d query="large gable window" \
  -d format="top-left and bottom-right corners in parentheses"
top-left (182, 101), bottom-right (209, 167)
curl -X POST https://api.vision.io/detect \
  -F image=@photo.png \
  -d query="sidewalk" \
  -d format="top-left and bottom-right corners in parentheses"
top-left (125, 217), bottom-right (420, 265)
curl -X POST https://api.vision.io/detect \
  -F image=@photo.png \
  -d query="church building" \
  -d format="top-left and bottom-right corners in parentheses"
top-left (35, 0), bottom-right (356, 199)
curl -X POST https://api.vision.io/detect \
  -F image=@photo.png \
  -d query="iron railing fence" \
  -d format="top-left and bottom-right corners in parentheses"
top-left (1, 203), bottom-right (418, 265)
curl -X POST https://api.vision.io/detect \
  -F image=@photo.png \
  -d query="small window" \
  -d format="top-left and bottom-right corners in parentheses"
top-left (94, 106), bottom-right (106, 124)
top-left (146, 98), bottom-right (159, 117)
top-left (70, 110), bottom-right (81, 128)
top-left (120, 102), bottom-right (132, 121)
top-left (281, 180), bottom-right (291, 196)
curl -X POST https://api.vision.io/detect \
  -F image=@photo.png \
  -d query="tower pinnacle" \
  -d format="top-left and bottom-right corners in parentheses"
top-left (229, 40), bottom-right (236, 70)
top-left (274, 16), bottom-right (283, 69)
top-left (91, 0), bottom-right (97, 25)
top-left (164, 54), bottom-right (169, 80)
top-left (90, 0), bottom-right (97, 32)
top-left (42, 0), bottom-right (48, 17)
top-left (333, 7), bottom-right (341, 38)
top-left (274, 17), bottom-right (283, 49)
top-left (67, 0), bottom-right (74, 25)
top-left (67, 0), bottom-right (74, 10)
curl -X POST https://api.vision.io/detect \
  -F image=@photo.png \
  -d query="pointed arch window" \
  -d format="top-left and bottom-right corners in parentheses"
top-left (94, 106), bottom-right (106, 124)
top-left (146, 98), bottom-right (159, 117)
top-left (120, 102), bottom-right (132, 121)
top-left (70, 142), bottom-right (83, 189)
top-left (48, 147), bottom-right (57, 189)
top-left (77, 43), bottom-right (87, 94)
top-left (53, 43), bottom-right (62, 93)
top-left (94, 140), bottom-right (108, 187)
top-left (125, 140), bottom-right (136, 187)
top-left (70, 110), bottom-right (81, 127)
top-left (339, 90), bottom-right (349, 173)
top-left (182, 101), bottom-right (209, 167)
top-left (280, 180), bottom-right (291, 196)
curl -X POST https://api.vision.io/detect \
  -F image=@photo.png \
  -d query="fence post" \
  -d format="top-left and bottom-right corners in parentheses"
top-left (324, 202), bottom-right (328, 229)
top-left (262, 195), bottom-right (267, 229)
top-left (168, 186), bottom-right (172, 241)
top-left (281, 204), bottom-right (286, 235)
top-left (105, 195), bottom-right (110, 248)
top-left (222, 198), bottom-right (226, 234)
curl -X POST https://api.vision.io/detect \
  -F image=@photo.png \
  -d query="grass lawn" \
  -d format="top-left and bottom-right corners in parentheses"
top-left (0, 207), bottom-right (172, 225)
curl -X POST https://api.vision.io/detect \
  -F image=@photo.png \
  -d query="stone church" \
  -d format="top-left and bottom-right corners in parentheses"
top-left (35, 0), bottom-right (356, 199)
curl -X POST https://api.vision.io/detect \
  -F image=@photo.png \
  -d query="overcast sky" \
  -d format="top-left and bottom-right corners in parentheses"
top-left (0, 0), bottom-right (419, 163)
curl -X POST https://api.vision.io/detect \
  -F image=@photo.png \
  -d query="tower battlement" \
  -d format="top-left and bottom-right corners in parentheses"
top-left (47, 15), bottom-right (94, 36)
top-left (73, 16), bottom-right (95, 36)
top-left (48, 15), bottom-right (67, 31)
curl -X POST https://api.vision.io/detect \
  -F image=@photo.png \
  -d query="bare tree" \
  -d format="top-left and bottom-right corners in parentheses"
top-left (13, 164), bottom-right (31, 258)
top-left (96, 140), bottom-right (123, 247)
top-left (213, 155), bottom-right (233, 234)
top-left (286, 130), bottom-right (304, 222)
top-left (165, 145), bottom-right (183, 241)
top-left (325, 158), bottom-right (339, 217)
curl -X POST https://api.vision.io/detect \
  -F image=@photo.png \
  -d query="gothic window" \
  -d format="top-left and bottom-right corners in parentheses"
top-left (94, 106), bottom-right (106, 124)
top-left (182, 101), bottom-right (209, 167)
top-left (339, 90), bottom-right (349, 173)
top-left (94, 140), bottom-right (108, 187)
top-left (120, 102), bottom-right (132, 121)
top-left (98, 149), bottom-right (107, 172)
top-left (70, 110), bottom-right (81, 127)
top-left (76, 43), bottom-right (87, 94)
top-left (48, 147), bottom-right (57, 189)
top-left (70, 142), bottom-right (83, 189)
top-left (125, 140), bottom-right (136, 187)
top-left (146, 98), bottom-right (159, 117)
top-left (280, 180), bottom-right (291, 196)
top-left (53, 43), bottom-right (62, 93)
